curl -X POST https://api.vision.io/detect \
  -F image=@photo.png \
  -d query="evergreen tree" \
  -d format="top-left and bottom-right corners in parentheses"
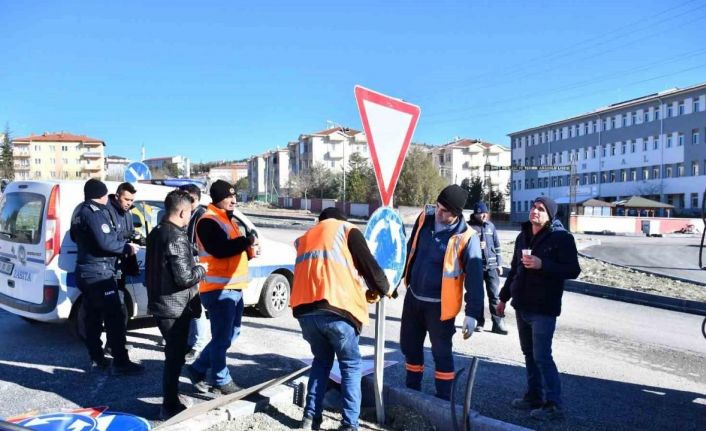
top-left (1, 123), bottom-right (14, 180)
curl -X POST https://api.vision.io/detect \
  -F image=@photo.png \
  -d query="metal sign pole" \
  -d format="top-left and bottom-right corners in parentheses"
top-left (374, 295), bottom-right (386, 424)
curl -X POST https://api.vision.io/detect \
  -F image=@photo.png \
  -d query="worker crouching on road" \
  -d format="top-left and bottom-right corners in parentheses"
top-left (291, 207), bottom-right (391, 431)
top-left (400, 184), bottom-right (484, 400)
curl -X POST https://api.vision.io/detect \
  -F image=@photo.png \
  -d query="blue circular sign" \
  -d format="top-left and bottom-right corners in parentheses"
top-left (124, 162), bottom-right (152, 183)
top-left (15, 411), bottom-right (150, 431)
top-left (364, 207), bottom-right (407, 289)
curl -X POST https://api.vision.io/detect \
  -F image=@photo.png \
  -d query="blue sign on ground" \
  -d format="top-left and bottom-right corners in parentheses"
top-left (124, 162), bottom-right (152, 183)
top-left (364, 206), bottom-right (407, 289)
top-left (12, 410), bottom-right (150, 431)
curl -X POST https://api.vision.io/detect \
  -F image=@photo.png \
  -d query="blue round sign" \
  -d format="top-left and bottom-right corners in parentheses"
top-left (14, 410), bottom-right (150, 431)
top-left (364, 207), bottom-right (407, 289)
top-left (124, 162), bottom-right (152, 183)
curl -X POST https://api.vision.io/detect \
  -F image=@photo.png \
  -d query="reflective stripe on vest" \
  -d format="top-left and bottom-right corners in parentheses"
top-left (404, 208), bottom-right (475, 321)
top-left (197, 204), bottom-right (249, 293)
top-left (290, 219), bottom-right (369, 326)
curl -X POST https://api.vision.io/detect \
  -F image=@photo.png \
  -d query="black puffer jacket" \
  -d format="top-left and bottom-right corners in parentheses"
top-left (499, 219), bottom-right (581, 316)
top-left (146, 220), bottom-right (206, 319)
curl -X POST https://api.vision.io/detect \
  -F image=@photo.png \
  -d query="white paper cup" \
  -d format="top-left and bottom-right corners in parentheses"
top-left (522, 249), bottom-right (532, 256)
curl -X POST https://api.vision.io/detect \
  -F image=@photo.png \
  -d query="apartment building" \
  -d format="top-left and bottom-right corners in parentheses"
top-left (287, 126), bottom-right (369, 176)
top-left (143, 155), bottom-right (191, 177)
top-left (12, 132), bottom-right (105, 180)
top-left (432, 138), bottom-right (511, 210)
top-left (105, 155), bottom-right (131, 180)
top-left (209, 163), bottom-right (247, 184)
top-left (508, 82), bottom-right (706, 221)
top-left (247, 154), bottom-right (266, 199)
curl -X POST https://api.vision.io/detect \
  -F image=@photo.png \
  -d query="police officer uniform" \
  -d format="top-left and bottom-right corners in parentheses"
top-left (70, 179), bottom-right (143, 374)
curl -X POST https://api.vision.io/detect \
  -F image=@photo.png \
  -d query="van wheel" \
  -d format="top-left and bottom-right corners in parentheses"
top-left (69, 297), bottom-right (88, 341)
top-left (257, 274), bottom-right (290, 318)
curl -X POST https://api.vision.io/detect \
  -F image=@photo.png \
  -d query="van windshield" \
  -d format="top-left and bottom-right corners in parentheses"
top-left (0, 192), bottom-right (45, 245)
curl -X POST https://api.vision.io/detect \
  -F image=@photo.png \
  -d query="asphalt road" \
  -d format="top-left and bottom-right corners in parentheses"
top-left (580, 234), bottom-right (706, 284)
top-left (0, 226), bottom-right (704, 431)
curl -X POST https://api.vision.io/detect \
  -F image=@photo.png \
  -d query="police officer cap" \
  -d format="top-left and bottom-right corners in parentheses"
top-left (473, 201), bottom-right (489, 214)
top-left (84, 178), bottom-right (108, 200)
top-left (210, 179), bottom-right (236, 204)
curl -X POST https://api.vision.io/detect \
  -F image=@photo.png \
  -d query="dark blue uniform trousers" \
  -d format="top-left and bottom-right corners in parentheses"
top-left (77, 274), bottom-right (129, 364)
top-left (400, 292), bottom-right (456, 399)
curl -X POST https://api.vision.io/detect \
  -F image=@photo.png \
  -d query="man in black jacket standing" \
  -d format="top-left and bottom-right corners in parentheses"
top-left (498, 196), bottom-right (580, 421)
top-left (146, 190), bottom-right (208, 419)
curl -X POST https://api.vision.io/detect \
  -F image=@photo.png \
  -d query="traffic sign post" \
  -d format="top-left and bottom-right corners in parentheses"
top-left (124, 162), bottom-right (152, 183)
top-left (355, 85), bottom-right (420, 424)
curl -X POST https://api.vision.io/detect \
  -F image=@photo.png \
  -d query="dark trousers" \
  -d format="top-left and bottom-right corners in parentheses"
top-left (77, 275), bottom-right (128, 364)
top-left (156, 314), bottom-right (191, 406)
top-left (400, 292), bottom-right (456, 399)
top-left (516, 310), bottom-right (562, 406)
top-left (478, 268), bottom-right (502, 327)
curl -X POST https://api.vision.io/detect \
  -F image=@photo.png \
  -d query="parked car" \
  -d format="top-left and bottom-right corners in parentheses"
top-left (0, 180), bottom-right (295, 334)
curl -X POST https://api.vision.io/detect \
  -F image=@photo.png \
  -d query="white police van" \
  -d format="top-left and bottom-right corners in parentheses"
top-left (0, 180), bottom-right (295, 333)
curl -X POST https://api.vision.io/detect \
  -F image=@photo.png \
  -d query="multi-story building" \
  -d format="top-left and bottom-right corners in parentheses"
top-left (143, 155), bottom-right (190, 178)
top-left (209, 163), bottom-right (248, 184)
top-left (105, 155), bottom-right (131, 181)
top-left (247, 155), bottom-right (266, 199)
top-left (508, 82), bottom-right (706, 221)
top-left (263, 148), bottom-right (290, 198)
top-left (12, 132), bottom-right (105, 180)
top-left (287, 126), bottom-right (369, 176)
top-left (432, 138), bottom-right (511, 210)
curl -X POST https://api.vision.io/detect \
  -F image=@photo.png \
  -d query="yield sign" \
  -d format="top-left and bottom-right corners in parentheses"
top-left (354, 85), bottom-right (421, 207)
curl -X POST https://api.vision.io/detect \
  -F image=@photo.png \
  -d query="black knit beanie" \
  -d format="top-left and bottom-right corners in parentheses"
top-left (319, 207), bottom-right (347, 222)
top-left (534, 196), bottom-right (558, 221)
top-left (436, 185), bottom-right (467, 217)
top-left (210, 180), bottom-right (236, 204)
top-left (84, 178), bottom-right (108, 200)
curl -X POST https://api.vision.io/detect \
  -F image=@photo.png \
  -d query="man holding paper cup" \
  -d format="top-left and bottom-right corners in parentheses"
top-left (498, 196), bottom-right (581, 421)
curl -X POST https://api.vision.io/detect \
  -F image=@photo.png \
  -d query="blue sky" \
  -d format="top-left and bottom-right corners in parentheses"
top-left (2, 0), bottom-right (705, 163)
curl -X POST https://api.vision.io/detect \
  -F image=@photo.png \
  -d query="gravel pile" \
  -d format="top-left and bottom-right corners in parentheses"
top-left (500, 241), bottom-right (706, 303)
top-left (206, 403), bottom-right (435, 431)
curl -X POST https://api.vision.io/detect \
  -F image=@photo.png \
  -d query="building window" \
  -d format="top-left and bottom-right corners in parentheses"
top-left (622, 142), bottom-right (627, 154)
top-left (692, 193), bottom-right (699, 208)
top-left (642, 138), bottom-right (648, 151)
top-left (610, 171), bottom-right (616, 183)
top-left (583, 174), bottom-right (588, 184)
top-left (652, 165), bottom-right (660, 179)
top-left (601, 145), bottom-right (606, 157)
top-left (630, 169), bottom-right (636, 181)
top-left (591, 146), bottom-right (596, 158)
top-left (695, 99), bottom-right (701, 112)
top-left (34, 158), bottom-right (41, 164)
top-left (591, 173), bottom-right (597, 184)
top-left (643, 110), bottom-right (649, 122)
top-left (666, 165), bottom-right (673, 178)
top-left (667, 135), bottom-right (673, 148)
top-left (620, 170), bottom-right (626, 182)
top-left (610, 144), bottom-right (616, 156)
top-left (679, 101), bottom-right (685, 115)
top-left (642, 167), bottom-right (649, 180)
top-left (623, 114), bottom-right (628, 127)
top-left (612, 117), bottom-right (617, 129)
top-left (630, 140), bottom-right (636, 153)
top-left (677, 163), bottom-right (684, 177)
top-left (632, 112), bottom-right (637, 125)
top-left (692, 161), bottom-right (699, 176)
top-left (693, 129), bottom-right (700, 145)
top-left (604, 118), bottom-right (609, 130)
top-left (678, 133), bottom-right (684, 146)
top-left (667, 104), bottom-right (674, 118)
top-left (570, 125), bottom-right (575, 137)
top-left (653, 136), bottom-right (659, 149)
top-left (655, 107), bottom-right (661, 120)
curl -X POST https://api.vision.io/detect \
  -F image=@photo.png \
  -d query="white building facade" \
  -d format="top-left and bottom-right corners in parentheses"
top-left (508, 82), bottom-right (706, 221)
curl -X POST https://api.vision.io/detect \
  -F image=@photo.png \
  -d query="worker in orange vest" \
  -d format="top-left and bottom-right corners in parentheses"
top-left (401, 184), bottom-right (484, 400)
top-left (185, 180), bottom-right (258, 396)
top-left (291, 207), bottom-right (390, 431)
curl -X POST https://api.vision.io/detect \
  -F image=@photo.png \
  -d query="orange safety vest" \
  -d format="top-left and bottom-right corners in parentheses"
top-left (403, 207), bottom-right (475, 321)
top-left (197, 204), bottom-right (249, 293)
top-left (290, 219), bottom-right (369, 326)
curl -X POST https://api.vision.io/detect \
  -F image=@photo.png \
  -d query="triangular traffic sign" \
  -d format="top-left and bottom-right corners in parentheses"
top-left (354, 85), bottom-right (421, 207)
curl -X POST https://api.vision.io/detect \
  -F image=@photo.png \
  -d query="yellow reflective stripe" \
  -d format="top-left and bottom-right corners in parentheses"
top-left (295, 249), bottom-right (348, 267)
top-left (205, 274), bottom-right (249, 284)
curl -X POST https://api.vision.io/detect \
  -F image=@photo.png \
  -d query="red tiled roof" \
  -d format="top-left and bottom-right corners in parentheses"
top-left (13, 131), bottom-right (104, 144)
top-left (310, 127), bottom-right (361, 136)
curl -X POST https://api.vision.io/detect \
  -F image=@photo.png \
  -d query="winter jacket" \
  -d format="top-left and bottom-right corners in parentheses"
top-left (499, 219), bottom-right (581, 317)
top-left (468, 218), bottom-right (502, 270)
top-left (146, 220), bottom-right (206, 319)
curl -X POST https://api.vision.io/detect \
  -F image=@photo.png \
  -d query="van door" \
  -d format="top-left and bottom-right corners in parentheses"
top-left (0, 186), bottom-right (50, 305)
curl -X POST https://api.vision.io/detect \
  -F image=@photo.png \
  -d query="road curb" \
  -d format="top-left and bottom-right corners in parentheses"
top-left (564, 279), bottom-right (706, 316)
top-left (360, 375), bottom-right (532, 431)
